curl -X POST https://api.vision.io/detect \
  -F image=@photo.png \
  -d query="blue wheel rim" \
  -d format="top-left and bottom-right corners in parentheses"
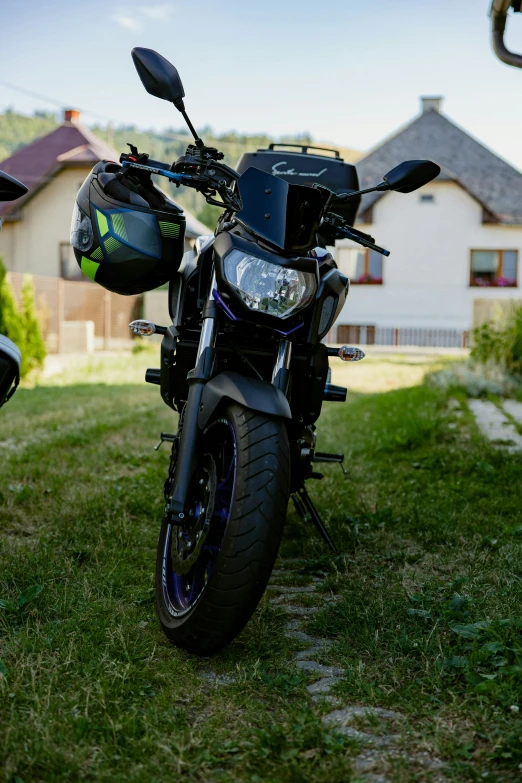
top-left (162, 418), bottom-right (237, 616)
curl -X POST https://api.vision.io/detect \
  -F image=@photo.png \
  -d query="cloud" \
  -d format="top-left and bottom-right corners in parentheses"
top-left (113, 14), bottom-right (142, 31)
top-left (112, 4), bottom-right (173, 32)
top-left (140, 4), bottom-right (174, 21)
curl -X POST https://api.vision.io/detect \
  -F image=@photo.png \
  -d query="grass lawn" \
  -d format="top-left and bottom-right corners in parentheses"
top-left (1, 349), bottom-right (522, 782)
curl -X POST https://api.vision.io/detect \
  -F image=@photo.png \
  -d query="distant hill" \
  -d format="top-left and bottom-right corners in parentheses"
top-left (0, 109), bottom-right (361, 228)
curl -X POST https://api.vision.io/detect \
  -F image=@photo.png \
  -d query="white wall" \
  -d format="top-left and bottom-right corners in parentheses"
top-left (336, 180), bottom-right (522, 330)
top-left (0, 166), bottom-right (88, 277)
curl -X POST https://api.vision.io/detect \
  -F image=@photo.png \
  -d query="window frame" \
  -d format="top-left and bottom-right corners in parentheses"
top-left (469, 248), bottom-right (518, 288)
top-left (339, 247), bottom-right (383, 285)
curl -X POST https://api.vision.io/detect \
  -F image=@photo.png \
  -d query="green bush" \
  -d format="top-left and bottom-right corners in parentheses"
top-left (19, 273), bottom-right (46, 375)
top-left (471, 304), bottom-right (522, 376)
top-left (0, 258), bottom-right (24, 351)
top-left (0, 258), bottom-right (46, 377)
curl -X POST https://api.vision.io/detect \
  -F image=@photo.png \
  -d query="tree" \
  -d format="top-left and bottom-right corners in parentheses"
top-left (195, 202), bottom-right (224, 231)
top-left (0, 257), bottom-right (24, 357)
top-left (0, 260), bottom-right (46, 378)
top-left (19, 274), bottom-right (46, 375)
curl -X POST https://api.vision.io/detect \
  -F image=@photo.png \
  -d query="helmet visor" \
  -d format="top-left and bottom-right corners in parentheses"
top-left (70, 203), bottom-right (94, 253)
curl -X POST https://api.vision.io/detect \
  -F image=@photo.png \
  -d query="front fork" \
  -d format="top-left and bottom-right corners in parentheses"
top-left (168, 271), bottom-right (218, 522)
top-left (167, 268), bottom-right (293, 522)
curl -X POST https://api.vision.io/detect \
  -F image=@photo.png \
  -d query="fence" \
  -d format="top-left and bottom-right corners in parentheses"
top-left (7, 272), bottom-right (141, 353)
top-left (335, 324), bottom-right (470, 348)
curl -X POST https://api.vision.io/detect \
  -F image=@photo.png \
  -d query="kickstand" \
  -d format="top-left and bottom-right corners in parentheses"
top-left (293, 486), bottom-right (338, 554)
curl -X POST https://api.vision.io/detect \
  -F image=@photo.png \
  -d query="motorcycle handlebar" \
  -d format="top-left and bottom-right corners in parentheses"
top-left (120, 152), bottom-right (242, 211)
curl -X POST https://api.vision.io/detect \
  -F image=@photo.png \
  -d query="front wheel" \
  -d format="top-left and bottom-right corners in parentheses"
top-left (156, 402), bottom-right (290, 655)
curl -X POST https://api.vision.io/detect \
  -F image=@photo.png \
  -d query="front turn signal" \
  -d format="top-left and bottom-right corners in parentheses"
top-left (326, 345), bottom-right (365, 361)
top-left (129, 320), bottom-right (167, 336)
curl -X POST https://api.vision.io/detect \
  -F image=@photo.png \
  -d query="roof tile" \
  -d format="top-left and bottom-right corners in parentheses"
top-left (0, 122), bottom-right (118, 217)
top-left (356, 109), bottom-right (522, 225)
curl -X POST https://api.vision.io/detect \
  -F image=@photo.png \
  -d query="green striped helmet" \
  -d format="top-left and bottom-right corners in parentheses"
top-left (71, 160), bottom-right (186, 295)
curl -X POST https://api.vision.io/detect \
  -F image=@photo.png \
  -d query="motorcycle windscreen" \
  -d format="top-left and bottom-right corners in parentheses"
top-left (235, 167), bottom-right (325, 254)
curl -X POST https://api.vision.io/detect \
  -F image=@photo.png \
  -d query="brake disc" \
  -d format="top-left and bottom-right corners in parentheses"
top-left (170, 453), bottom-right (217, 576)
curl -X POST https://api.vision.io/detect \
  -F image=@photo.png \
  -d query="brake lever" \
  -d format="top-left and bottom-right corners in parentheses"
top-left (321, 213), bottom-right (390, 256)
top-left (341, 227), bottom-right (390, 257)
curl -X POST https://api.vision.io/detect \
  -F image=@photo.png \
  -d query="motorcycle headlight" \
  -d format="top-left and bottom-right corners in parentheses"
top-left (70, 203), bottom-right (93, 253)
top-left (223, 250), bottom-right (316, 319)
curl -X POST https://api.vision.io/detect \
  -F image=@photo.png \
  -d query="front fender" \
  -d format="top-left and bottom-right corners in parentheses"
top-left (198, 371), bottom-right (291, 429)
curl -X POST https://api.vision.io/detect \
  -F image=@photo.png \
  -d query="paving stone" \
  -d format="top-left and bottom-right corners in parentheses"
top-left (355, 748), bottom-right (446, 779)
top-left (200, 671), bottom-right (235, 686)
top-left (326, 705), bottom-right (402, 722)
top-left (295, 645), bottom-right (324, 660)
top-left (322, 705), bottom-right (401, 746)
top-left (468, 399), bottom-right (522, 451)
top-left (267, 584), bottom-right (319, 593)
top-left (328, 724), bottom-right (396, 746)
top-left (310, 693), bottom-right (342, 706)
top-left (354, 749), bottom-right (383, 772)
top-left (270, 593), bottom-right (319, 606)
top-left (503, 399), bottom-right (522, 425)
top-left (297, 660), bottom-right (344, 676)
top-left (280, 605), bottom-right (317, 616)
top-left (285, 619), bottom-right (304, 631)
top-left (409, 751), bottom-right (446, 770)
top-left (284, 630), bottom-right (323, 644)
top-left (306, 676), bottom-right (342, 694)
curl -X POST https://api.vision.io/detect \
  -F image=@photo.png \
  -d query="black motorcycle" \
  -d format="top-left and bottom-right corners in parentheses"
top-left (125, 48), bottom-right (440, 654)
top-left (0, 170), bottom-right (27, 409)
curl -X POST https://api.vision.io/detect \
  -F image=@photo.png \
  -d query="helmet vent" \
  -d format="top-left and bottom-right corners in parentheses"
top-left (104, 236), bottom-right (123, 254)
top-left (159, 221), bottom-right (181, 238)
top-left (112, 213), bottom-right (129, 241)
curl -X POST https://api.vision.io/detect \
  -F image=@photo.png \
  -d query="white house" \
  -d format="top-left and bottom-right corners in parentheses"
top-left (335, 97), bottom-right (522, 345)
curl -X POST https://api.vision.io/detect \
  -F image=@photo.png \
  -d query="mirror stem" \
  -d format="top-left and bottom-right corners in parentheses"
top-left (337, 181), bottom-right (390, 200)
top-left (174, 99), bottom-right (203, 148)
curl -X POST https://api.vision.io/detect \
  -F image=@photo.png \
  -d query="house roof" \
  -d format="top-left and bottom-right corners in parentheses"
top-left (0, 121), bottom-right (118, 218)
top-left (0, 119), bottom-right (211, 238)
top-left (356, 107), bottom-right (522, 225)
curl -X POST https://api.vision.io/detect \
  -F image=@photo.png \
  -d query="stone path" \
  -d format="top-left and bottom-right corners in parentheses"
top-left (202, 565), bottom-right (447, 781)
top-left (468, 398), bottom-right (522, 452)
top-left (268, 574), bottom-right (447, 782)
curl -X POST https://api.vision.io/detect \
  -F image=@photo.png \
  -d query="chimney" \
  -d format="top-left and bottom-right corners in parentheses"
top-left (63, 109), bottom-right (81, 124)
top-left (421, 96), bottom-right (443, 114)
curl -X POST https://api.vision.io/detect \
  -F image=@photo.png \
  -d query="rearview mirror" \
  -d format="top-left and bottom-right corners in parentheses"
top-left (383, 160), bottom-right (440, 193)
top-left (131, 47), bottom-right (185, 107)
top-left (0, 170), bottom-right (28, 202)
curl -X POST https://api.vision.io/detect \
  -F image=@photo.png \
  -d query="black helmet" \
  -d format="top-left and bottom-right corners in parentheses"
top-left (71, 160), bottom-right (186, 295)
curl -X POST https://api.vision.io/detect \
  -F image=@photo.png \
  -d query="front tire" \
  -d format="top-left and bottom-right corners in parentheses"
top-left (156, 402), bottom-right (290, 655)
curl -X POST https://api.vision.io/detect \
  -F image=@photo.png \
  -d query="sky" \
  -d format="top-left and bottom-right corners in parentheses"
top-left (1, 0), bottom-right (522, 167)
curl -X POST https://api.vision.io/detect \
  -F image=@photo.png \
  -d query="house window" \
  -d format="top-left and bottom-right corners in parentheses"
top-left (60, 242), bottom-right (84, 281)
top-left (337, 247), bottom-right (383, 284)
top-left (470, 249), bottom-right (518, 287)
